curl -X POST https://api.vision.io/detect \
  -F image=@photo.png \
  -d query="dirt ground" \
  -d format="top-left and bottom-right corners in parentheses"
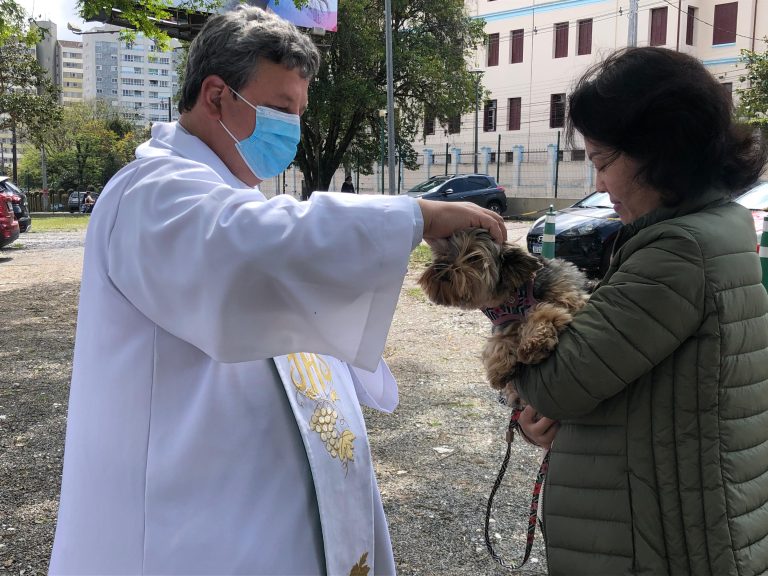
top-left (0, 222), bottom-right (549, 576)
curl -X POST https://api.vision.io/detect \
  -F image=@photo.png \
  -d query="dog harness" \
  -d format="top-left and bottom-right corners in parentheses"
top-left (481, 278), bottom-right (538, 326)
top-left (484, 407), bottom-right (550, 570)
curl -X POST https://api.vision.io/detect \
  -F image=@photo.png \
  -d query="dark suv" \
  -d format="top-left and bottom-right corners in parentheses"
top-left (406, 174), bottom-right (507, 214)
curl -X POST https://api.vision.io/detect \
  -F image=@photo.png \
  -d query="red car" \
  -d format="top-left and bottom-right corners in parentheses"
top-left (0, 177), bottom-right (31, 232)
top-left (0, 191), bottom-right (20, 248)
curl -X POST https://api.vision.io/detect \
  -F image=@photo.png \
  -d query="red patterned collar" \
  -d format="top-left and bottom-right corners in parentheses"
top-left (481, 277), bottom-right (537, 326)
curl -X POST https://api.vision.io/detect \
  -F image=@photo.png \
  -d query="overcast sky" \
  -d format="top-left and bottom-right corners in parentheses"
top-left (18, 0), bottom-right (88, 42)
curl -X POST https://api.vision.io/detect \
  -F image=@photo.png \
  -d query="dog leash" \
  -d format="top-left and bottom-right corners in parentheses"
top-left (484, 407), bottom-right (550, 570)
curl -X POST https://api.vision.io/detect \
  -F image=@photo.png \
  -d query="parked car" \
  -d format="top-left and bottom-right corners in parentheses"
top-left (68, 191), bottom-right (100, 213)
top-left (68, 191), bottom-right (86, 213)
top-left (735, 181), bottom-right (767, 247)
top-left (526, 191), bottom-right (621, 278)
top-left (0, 177), bottom-right (31, 232)
top-left (0, 191), bottom-right (20, 249)
top-left (406, 174), bottom-right (507, 214)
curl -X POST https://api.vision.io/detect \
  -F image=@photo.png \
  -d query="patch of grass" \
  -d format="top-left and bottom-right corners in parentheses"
top-left (405, 287), bottom-right (425, 300)
top-left (436, 400), bottom-right (478, 409)
top-left (29, 215), bottom-right (90, 233)
top-left (410, 243), bottom-right (433, 266)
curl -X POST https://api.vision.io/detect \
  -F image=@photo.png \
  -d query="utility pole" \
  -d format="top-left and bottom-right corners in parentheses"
top-left (473, 75), bottom-right (480, 173)
top-left (628, 0), bottom-right (639, 46)
top-left (384, 0), bottom-right (396, 194)
top-left (40, 145), bottom-right (48, 210)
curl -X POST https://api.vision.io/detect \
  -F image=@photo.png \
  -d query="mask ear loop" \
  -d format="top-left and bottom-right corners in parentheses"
top-left (219, 119), bottom-right (239, 143)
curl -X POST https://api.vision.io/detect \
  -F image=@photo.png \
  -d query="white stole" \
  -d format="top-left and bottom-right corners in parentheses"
top-left (273, 353), bottom-right (375, 576)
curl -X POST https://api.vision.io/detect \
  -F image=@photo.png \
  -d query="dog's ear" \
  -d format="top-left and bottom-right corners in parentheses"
top-left (497, 244), bottom-right (542, 290)
top-left (417, 228), bottom-right (500, 308)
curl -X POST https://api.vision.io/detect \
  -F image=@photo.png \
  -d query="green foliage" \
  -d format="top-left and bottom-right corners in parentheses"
top-left (76, 0), bottom-right (485, 193)
top-left (77, 0), bottom-right (310, 49)
top-left (19, 101), bottom-right (149, 190)
top-left (0, 0), bottom-right (44, 45)
top-left (296, 0), bottom-right (486, 192)
top-left (737, 43), bottom-right (768, 132)
top-left (0, 1), bottom-right (62, 180)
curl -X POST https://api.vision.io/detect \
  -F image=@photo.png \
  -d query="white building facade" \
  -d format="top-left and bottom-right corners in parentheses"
top-left (373, 0), bottom-right (767, 198)
top-left (81, 26), bottom-right (182, 125)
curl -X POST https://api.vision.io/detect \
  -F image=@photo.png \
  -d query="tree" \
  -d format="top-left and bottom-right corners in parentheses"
top-left (737, 43), bottom-right (768, 134)
top-left (20, 101), bottom-right (148, 190)
top-left (79, 0), bottom-right (486, 193)
top-left (0, 0), bottom-right (62, 180)
top-left (297, 0), bottom-right (485, 193)
top-left (78, 0), bottom-right (312, 48)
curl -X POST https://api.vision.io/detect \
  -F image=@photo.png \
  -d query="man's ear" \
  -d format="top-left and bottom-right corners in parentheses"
top-left (198, 75), bottom-right (228, 119)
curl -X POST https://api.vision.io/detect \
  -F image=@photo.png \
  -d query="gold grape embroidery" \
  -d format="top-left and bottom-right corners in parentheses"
top-left (349, 552), bottom-right (370, 576)
top-left (287, 353), bottom-right (355, 472)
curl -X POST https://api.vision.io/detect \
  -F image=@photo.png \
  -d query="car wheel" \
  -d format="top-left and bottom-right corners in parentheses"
top-left (486, 200), bottom-right (503, 214)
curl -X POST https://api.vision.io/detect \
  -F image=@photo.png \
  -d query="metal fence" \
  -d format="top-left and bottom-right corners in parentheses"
top-left (257, 131), bottom-right (594, 201)
top-left (24, 132), bottom-right (593, 205)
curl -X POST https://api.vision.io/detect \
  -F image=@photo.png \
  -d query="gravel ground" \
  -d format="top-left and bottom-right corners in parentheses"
top-left (0, 222), bottom-right (549, 576)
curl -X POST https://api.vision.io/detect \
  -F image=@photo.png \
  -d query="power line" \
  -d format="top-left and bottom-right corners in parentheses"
top-left (656, 0), bottom-right (768, 44)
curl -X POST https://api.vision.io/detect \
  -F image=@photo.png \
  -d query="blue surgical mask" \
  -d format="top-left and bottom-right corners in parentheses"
top-left (219, 87), bottom-right (301, 181)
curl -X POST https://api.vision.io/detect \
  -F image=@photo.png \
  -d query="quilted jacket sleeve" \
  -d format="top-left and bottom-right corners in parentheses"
top-left (516, 226), bottom-right (706, 420)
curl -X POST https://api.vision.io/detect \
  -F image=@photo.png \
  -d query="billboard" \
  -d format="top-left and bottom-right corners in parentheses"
top-left (224, 0), bottom-right (337, 32)
top-left (266, 0), bottom-right (337, 32)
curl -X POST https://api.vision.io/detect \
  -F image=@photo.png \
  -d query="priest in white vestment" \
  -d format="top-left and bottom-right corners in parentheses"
top-left (48, 6), bottom-right (506, 575)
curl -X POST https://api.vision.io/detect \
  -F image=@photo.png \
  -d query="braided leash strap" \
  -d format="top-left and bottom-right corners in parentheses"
top-left (484, 408), bottom-right (550, 570)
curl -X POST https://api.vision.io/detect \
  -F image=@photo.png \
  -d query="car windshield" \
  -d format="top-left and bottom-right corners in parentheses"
top-left (574, 192), bottom-right (613, 209)
top-left (736, 183), bottom-right (768, 210)
top-left (1, 180), bottom-right (22, 195)
top-left (407, 176), bottom-right (452, 194)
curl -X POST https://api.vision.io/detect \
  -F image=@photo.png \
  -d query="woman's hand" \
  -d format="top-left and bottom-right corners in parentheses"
top-left (517, 405), bottom-right (559, 450)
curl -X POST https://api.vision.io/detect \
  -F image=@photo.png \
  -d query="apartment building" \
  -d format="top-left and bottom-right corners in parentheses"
top-left (406, 0), bottom-right (767, 197)
top-left (80, 25), bottom-right (183, 125)
top-left (60, 40), bottom-right (84, 104)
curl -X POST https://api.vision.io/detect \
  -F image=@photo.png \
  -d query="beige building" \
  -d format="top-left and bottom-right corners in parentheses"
top-left (59, 40), bottom-right (84, 104)
top-left (392, 0), bottom-right (768, 198)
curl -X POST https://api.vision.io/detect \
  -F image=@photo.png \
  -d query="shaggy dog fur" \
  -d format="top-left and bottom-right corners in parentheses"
top-left (418, 228), bottom-right (589, 407)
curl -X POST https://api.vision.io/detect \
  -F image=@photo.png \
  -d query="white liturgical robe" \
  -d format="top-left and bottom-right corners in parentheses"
top-left (49, 122), bottom-right (422, 575)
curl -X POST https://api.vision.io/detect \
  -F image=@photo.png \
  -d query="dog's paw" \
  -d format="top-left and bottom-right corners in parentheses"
top-left (517, 326), bottom-right (558, 364)
top-left (517, 304), bottom-right (573, 364)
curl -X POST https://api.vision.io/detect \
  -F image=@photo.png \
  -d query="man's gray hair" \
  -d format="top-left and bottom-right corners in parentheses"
top-left (178, 6), bottom-right (321, 112)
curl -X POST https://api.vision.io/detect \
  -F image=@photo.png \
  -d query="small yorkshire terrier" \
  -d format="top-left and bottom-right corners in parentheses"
top-left (418, 228), bottom-right (589, 407)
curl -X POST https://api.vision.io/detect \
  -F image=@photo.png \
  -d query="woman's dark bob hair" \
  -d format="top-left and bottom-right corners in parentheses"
top-left (567, 47), bottom-right (767, 205)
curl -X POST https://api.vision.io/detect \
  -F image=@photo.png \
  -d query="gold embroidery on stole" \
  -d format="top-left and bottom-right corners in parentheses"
top-left (286, 353), bottom-right (356, 472)
top-left (349, 552), bottom-right (371, 575)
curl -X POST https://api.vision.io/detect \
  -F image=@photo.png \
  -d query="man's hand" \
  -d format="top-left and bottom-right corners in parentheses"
top-left (517, 405), bottom-right (559, 450)
top-left (417, 199), bottom-right (507, 244)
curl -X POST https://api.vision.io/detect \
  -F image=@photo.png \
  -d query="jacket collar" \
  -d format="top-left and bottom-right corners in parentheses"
top-left (614, 188), bottom-right (732, 252)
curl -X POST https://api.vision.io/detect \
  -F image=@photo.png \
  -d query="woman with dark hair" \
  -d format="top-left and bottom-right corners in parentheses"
top-left (515, 47), bottom-right (768, 575)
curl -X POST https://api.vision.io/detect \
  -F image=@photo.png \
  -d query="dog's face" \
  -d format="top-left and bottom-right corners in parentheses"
top-left (418, 228), bottom-right (542, 309)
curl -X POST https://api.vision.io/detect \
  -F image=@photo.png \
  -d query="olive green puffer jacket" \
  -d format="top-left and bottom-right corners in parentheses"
top-left (517, 189), bottom-right (768, 576)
